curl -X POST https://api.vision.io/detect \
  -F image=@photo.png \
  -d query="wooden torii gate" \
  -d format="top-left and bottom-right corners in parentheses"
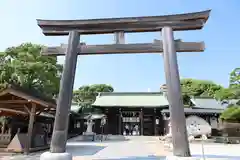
top-left (37, 10), bottom-right (210, 159)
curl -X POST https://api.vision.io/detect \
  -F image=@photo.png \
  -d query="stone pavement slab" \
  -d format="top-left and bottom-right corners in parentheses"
top-left (1, 137), bottom-right (240, 160)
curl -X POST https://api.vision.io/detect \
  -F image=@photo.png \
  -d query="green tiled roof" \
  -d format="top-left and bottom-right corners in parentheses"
top-left (190, 97), bottom-right (225, 109)
top-left (92, 92), bottom-right (168, 107)
top-left (161, 108), bottom-right (223, 114)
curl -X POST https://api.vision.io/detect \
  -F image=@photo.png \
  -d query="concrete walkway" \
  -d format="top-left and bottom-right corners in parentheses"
top-left (1, 136), bottom-right (240, 160)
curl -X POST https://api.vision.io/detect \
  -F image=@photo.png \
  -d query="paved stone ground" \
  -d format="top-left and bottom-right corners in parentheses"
top-left (1, 137), bottom-right (240, 160)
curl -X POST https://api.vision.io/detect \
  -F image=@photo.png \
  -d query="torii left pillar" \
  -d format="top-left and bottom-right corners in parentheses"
top-left (40, 31), bottom-right (80, 160)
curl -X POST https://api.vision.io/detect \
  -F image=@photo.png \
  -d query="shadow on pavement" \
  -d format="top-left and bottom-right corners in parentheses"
top-left (193, 154), bottom-right (240, 160)
top-left (66, 145), bottom-right (106, 156)
top-left (97, 155), bottom-right (165, 160)
top-left (71, 139), bottom-right (129, 143)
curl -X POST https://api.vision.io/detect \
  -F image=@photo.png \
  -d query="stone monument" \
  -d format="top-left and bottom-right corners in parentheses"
top-left (164, 116), bottom-right (211, 143)
top-left (186, 115), bottom-right (211, 139)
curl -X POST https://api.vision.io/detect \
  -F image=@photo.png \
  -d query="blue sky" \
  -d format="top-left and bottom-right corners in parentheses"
top-left (0, 0), bottom-right (239, 91)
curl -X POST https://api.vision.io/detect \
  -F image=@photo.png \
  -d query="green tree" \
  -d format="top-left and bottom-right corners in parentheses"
top-left (230, 67), bottom-right (240, 89)
top-left (219, 68), bottom-right (240, 122)
top-left (73, 84), bottom-right (114, 113)
top-left (0, 43), bottom-right (63, 98)
top-left (215, 88), bottom-right (239, 101)
top-left (227, 67), bottom-right (240, 102)
top-left (161, 79), bottom-right (223, 106)
top-left (220, 105), bottom-right (240, 122)
top-left (180, 78), bottom-right (223, 97)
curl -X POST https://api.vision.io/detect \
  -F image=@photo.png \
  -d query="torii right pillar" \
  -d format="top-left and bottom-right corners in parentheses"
top-left (162, 26), bottom-right (191, 157)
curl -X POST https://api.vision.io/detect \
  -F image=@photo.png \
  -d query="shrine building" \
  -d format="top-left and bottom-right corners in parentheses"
top-left (92, 92), bottom-right (227, 136)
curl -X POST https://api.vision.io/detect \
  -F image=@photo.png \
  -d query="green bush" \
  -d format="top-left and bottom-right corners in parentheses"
top-left (220, 105), bottom-right (240, 122)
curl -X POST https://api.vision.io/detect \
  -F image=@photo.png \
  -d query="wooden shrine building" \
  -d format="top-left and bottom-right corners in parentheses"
top-left (0, 85), bottom-right (81, 154)
top-left (92, 92), bottom-right (227, 136)
top-left (92, 92), bottom-right (169, 136)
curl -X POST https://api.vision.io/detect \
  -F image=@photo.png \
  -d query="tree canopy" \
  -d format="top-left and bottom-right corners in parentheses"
top-left (225, 67), bottom-right (240, 100)
top-left (179, 78), bottom-right (223, 106)
top-left (230, 67), bottom-right (240, 89)
top-left (220, 105), bottom-right (240, 122)
top-left (180, 78), bottom-right (223, 98)
top-left (179, 78), bottom-right (240, 101)
top-left (0, 43), bottom-right (63, 98)
top-left (73, 84), bottom-right (114, 113)
top-left (220, 67), bottom-right (240, 122)
top-left (215, 88), bottom-right (239, 101)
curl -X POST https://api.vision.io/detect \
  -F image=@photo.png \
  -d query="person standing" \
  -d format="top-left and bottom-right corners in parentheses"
top-left (125, 124), bottom-right (129, 135)
top-left (100, 117), bottom-right (106, 141)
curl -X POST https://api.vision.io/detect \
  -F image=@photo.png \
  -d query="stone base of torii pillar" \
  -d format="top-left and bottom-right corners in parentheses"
top-left (165, 156), bottom-right (201, 160)
top-left (40, 152), bottom-right (72, 160)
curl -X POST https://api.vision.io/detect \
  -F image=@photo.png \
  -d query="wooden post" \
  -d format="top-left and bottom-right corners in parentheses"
top-left (154, 108), bottom-right (156, 136)
top-left (50, 31), bottom-right (80, 153)
top-left (118, 108), bottom-right (122, 135)
top-left (114, 32), bottom-right (125, 44)
top-left (140, 108), bottom-right (143, 136)
top-left (24, 103), bottom-right (36, 154)
top-left (105, 109), bottom-right (108, 135)
top-left (162, 26), bottom-right (191, 157)
top-left (8, 128), bottom-right (11, 134)
top-left (1, 119), bottom-right (5, 134)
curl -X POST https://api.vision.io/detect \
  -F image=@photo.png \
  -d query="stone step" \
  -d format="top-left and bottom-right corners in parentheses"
top-left (0, 152), bottom-right (15, 156)
top-left (124, 136), bottom-right (159, 141)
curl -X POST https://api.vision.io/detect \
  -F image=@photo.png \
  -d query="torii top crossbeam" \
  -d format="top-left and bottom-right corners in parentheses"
top-left (37, 10), bottom-right (210, 36)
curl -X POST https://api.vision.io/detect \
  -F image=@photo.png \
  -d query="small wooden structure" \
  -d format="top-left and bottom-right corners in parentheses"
top-left (0, 85), bottom-right (56, 154)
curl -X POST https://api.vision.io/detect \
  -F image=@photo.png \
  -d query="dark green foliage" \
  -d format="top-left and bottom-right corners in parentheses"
top-left (0, 43), bottom-right (63, 98)
top-left (180, 79), bottom-right (223, 106)
top-left (73, 84), bottom-right (114, 113)
top-left (180, 78), bottom-right (240, 101)
top-left (220, 106), bottom-right (240, 122)
top-left (215, 88), bottom-right (240, 101)
top-left (180, 78), bottom-right (223, 98)
top-left (230, 68), bottom-right (240, 89)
